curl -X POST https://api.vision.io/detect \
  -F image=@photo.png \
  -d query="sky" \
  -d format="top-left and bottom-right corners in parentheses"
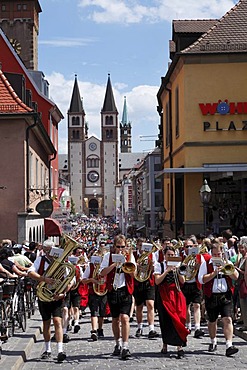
top-left (38, 0), bottom-right (238, 155)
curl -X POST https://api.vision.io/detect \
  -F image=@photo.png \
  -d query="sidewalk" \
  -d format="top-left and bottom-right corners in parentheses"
top-left (0, 312), bottom-right (42, 370)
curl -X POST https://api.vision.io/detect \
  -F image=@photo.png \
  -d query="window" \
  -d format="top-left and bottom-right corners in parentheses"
top-left (17, 4), bottom-right (21, 10)
top-left (1, 5), bottom-right (6, 11)
top-left (106, 115), bottom-right (113, 125)
top-left (72, 116), bottom-right (80, 126)
top-left (23, 4), bottom-right (27, 10)
top-left (175, 87), bottom-right (179, 137)
top-left (165, 102), bottom-right (170, 147)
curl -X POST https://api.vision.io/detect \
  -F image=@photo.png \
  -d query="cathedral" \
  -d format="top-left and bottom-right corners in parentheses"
top-left (68, 74), bottom-right (132, 217)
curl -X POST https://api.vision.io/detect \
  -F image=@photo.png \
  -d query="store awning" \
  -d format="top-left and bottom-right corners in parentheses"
top-left (44, 218), bottom-right (63, 237)
top-left (156, 164), bottom-right (247, 178)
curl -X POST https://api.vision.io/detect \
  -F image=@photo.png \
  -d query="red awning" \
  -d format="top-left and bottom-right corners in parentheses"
top-left (44, 218), bottom-right (62, 237)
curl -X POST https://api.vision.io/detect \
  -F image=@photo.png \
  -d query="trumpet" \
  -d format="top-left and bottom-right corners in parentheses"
top-left (121, 246), bottom-right (135, 274)
top-left (211, 257), bottom-right (235, 275)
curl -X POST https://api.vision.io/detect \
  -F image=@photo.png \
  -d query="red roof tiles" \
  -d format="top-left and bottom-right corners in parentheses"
top-left (0, 69), bottom-right (33, 114)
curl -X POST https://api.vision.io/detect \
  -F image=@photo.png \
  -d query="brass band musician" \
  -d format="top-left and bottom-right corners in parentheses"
top-left (100, 234), bottom-right (136, 360)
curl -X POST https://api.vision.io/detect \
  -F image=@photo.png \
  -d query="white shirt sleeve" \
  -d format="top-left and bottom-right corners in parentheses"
top-left (83, 265), bottom-right (91, 279)
top-left (198, 259), bottom-right (207, 284)
top-left (153, 261), bottom-right (162, 275)
top-left (99, 252), bottom-right (110, 272)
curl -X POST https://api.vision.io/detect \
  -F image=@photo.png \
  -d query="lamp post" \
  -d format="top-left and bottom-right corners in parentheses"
top-left (199, 179), bottom-right (212, 234)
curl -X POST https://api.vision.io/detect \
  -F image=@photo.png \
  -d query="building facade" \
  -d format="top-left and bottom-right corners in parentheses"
top-left (157, 0), bottom-right (247, 237)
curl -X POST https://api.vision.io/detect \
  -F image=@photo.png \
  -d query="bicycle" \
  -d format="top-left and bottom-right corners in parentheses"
top-left (12, 277), bottom-right (27, 332)
top-left (24, 277), bottom-right (37, 319)
top-left (1, 277), bottom-right (16, 338)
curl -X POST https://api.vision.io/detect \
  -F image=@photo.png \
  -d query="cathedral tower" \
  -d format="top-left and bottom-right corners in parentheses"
top-left (120, 96), bottom-right (132, 153)
top-left (0, 0), bottom-right (42, 70)
top-left (101, 74), bottom-right (119, 217)
top-left (68, 75), bottom-right (86, 213)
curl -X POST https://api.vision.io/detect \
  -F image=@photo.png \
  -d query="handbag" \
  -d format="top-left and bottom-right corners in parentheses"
top-left (239, 278), bottom-right (247, 298)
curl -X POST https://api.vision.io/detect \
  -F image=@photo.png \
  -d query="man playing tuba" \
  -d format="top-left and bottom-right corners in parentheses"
top-left (27, 239), bottom-right (72, 362)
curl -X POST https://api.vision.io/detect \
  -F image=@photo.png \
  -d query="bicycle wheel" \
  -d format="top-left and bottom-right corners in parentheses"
top-left (25, 290), bottom-right (32, 319)
top-left (17, 297), bottom-right (27, 332)
top-left (6, 302), bottom-right (14, 337)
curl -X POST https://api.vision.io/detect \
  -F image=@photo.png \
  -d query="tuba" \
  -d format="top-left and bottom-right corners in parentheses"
top-left (37, 234), bottom-right (77, 302)
top-left (92, 250), bottom-right (108, 296)
top-left (134, 242), bottom-right (161, 282)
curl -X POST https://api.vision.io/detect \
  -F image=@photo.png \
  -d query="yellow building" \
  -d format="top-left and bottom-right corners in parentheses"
top-left (157, 0), bottom-right (247, 237)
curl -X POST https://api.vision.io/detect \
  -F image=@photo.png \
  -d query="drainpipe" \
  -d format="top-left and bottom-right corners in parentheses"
top-left (26, 113), bottom-right (38, 210)
top-left (165, 85), bottom-right (174, 232)
top-left (49, 152), bottom-right (57, 198)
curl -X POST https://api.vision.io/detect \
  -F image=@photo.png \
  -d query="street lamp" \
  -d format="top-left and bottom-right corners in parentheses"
top-left (199, 179), bottom-right (212, 234)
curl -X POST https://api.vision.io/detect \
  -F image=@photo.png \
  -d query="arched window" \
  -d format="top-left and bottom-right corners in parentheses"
top-left (72, 116), bottom-right (80, 126)
top-left (106, 115), bottom-right (113, 125)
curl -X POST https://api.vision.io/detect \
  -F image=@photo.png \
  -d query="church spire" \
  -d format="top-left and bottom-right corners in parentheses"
top-left (120, 96), bottom-right (132, 153)
top-left (101, 74), bottom-right (118, 113)
top-left (69, 75), bottom-right (84, 113)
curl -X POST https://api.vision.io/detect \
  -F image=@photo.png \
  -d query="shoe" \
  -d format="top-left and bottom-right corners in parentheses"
top-left (177, 349), bottom-right (185, 359)
top-left (74, 324), bottom-right (80, 333)
top-left (97, 329), bottom-right (104, 338)
top-left (91, 331), bottom-right (98, 341)
top-left (72, 319), bottom-right (75, 326)
top-left (41, 351), bottom-right (51, 359)
top-left (121, 348), bottom-right (131, 360)
top-left (208, 344), bottom-right (217, 352)
top-left (135, 328), bottom-right (143, 337)
top-left (148, 330), bottom-right (159, 339)
top-left (63, 333), bottom-right (70, 343)
top-left (238, 326), bottom-right (247, 332)
top-left (194, 329), bottom-right (205, 338)
top-left (67, 325), bottom-right (72, 332)
top-left (57, 352), bottom-right (66, 362)
top-left (51, 334), bottom-right (56, 342)
top-left (129, 317), bottom-right (134, 323)
top-left (104, 318), bottom-right (110, 323)
top-left (112, 345), bottom-right (121, 356)
top-left (226, 346), bottom-right (239, 357)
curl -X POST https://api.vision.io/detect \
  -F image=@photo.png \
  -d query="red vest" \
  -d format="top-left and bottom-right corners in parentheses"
top-left (106, 253), bottom-right (134, 294)
top-left (203, 257), bottom-right (234, 298)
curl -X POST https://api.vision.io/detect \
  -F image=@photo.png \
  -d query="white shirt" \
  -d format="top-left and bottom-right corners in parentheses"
top-left (198, 259), bottom-right (228, 293)
top-left (100, 251), bottom-right (136, 289)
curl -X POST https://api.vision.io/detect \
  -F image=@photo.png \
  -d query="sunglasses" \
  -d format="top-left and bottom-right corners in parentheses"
top-left (116, 245), bottom-right (125, 248)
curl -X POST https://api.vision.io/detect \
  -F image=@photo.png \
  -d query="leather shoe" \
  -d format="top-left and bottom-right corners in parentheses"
top-left (57, 352), bottom-right (66, 362)
top-left (135, 328), bottom-right (143, 337)
top-left (177, 349), bottom-right (185, 358)
top-left (226, 346), bottom-right (238, 357)
top-left (148, 330), bottom-right (159, 339)
top-left (41, 351), bottom-right (51, 359)
top-left (194, 328), bottom-right (205, 338)
top-left (121, 348), bottom-right (131, 360)
top-left (208, 344), bottom-right (217, 352)
top-left (112, 345), bottom-right (121, 356)
top-left (63, 333), bottom-right (70, 343)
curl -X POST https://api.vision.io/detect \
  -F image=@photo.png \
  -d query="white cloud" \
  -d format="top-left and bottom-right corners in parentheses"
top-left (39, 37), bottom-right (97, 47)
top-left (78, 0), bottom-right (237, 24)
top-left (46, 72), bottom-right (159, 154)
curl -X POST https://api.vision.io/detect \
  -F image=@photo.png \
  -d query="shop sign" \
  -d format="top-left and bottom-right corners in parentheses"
top-left (36, 199), bottom-right (53, 218)
top-left (199, 100), bottom-right (247, 131)
top-left (199, 100), bottom-right (247, 115)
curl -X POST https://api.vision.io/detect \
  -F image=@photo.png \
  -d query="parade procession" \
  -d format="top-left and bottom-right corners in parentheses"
top-left (1, 0), bottom-right (247, 369)
top-left (0, 216), bottom-right (247, 368)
